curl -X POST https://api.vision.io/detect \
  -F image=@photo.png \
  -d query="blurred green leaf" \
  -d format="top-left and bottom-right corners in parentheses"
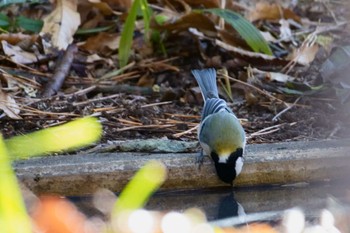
top-left (119, 0), bottom-right (151, 68)
top-left (112, 160), bottom-right (167, 216)
top-left (0, 13), bottom-right (10, 29)
top-left (203, 8), bottom-right (273, 55)
top-left (119, 0), bottom-right (140, 68)
top-left (140, 0), bottom-right (152, 40)
top-left (5, 117), bottom-right (102, 159)
top-left (0, 135), bottom-right (32, 233)
top-left (16, 16), bottom-right (43, 32)
top-left (154, 14), bottom-right (169, 24)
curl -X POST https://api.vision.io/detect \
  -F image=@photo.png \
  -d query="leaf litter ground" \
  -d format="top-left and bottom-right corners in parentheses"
top-left (0, 0), bottom-right (350, 154)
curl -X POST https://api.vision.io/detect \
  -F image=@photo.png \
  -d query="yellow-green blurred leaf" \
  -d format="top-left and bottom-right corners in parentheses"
top-left (5, 117), bottom-right (102, 159)
top-left (0, 135), bottom-right (32, 233)
top-left (113, 160), bottom-right (167, 216)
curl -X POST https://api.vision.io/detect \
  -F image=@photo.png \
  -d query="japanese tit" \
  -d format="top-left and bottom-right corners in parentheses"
top-left (192, 68), bottom-right (246, 184)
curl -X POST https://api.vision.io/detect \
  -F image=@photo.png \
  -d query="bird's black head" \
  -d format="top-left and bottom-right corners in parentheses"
top-left (211, 148), bottom-right (243, 184)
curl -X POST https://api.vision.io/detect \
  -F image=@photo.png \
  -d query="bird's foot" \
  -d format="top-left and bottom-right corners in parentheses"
top-left (195, 150), bottom-right (205, 170)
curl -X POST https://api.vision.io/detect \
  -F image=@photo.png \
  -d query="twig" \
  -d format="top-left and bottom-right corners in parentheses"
top-left (141, 101), bottom-right (173, 108)
top-left (164, 113), bottom-right (200, 119)
top-left (157, 118), bottom-right (197, 126)
top-left (95, 84), bottom-right (158, 95)
top-left (117, 118), bottom-right (142, 126)
top-left (272, 96), bottom-right (301, 122)
top-left (173, 124), bottom-right (199, 138)
top-left (73, 93), bottom-right (122, 106)
top-left (64, 86), bottom-right (96, 98)
top-left (221, 73), bottom-right (288, 107)
top-left (116, 124), bottom-right (174, 132)
top-left (99, 61), bottom-right (136, 81)
top-left (42, 44), bottom-right (78, 97)
top-left (93, 107), bottom-right (121, 113)
top-left (248, 123), bottom-right (286, 138)
top-left (328, 123), bottom-right (341, 139)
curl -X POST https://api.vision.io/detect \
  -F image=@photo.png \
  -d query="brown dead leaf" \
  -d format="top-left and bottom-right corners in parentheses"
top-left (182, 0), bottom-right (219, 8)
top-left (249, 2), bottom-right (301, 23)
top-left (0, 33), bottom-right (38, 45)
top-left (80, 12), bottom-right (104, 29)
top-left (40, 0), bottom-right (81, 50)
top-left (80, 32), bottom-right (120, 53)
top-left (154, 12), bottom-right (216, 37)
top-left (215, 39), bottom-right (294, 67)
top-left (89, 0), bottom-right (114, 15)
top-left (100, 0), bottom-right (132, 10)
top-left (0, 89), bottom-right (21, 119)
top-left (137, 73), bottom-right (155, 87)
top-left (290, 44), bottom-right (319, 66)
top-left (1, 41), bottom-right (38, 64)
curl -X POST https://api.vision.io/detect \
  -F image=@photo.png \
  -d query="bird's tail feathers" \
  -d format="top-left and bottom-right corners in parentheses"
top-left (192, 68), bottom-right (218, 100)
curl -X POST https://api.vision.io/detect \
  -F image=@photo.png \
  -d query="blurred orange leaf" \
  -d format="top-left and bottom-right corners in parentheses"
top-left (32, 196), bottom-right (90, 233)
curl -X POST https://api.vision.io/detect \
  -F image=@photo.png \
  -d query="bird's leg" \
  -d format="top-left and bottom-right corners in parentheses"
top-left (195, 150), bottom-right (205, 169)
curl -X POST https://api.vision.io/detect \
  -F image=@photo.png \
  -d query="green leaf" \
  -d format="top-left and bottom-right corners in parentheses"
top-left (5, 117), bottom-right (102, 159)
top-left (203, 8), bottom-right (273, 55)
top-left (118, 0), bottom-right (151, 68)
top-left (0, 13), bottom-right (10, 29)
top-left (112, 160), bottom-right (167, 216)
top-left (119, 0), bottom-right (140, 68)
top-left (140, 0), bottom-right (152, 40)
top-left (16, 16), bottom-right (43, 32)
top-left (0, 135), bottom-right (32, 233)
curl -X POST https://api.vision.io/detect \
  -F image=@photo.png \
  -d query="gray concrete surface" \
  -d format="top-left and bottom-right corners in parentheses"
top-left (14, 139), bottom-right (350, 195)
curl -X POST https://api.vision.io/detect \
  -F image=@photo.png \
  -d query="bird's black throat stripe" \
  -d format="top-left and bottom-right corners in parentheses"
top-left (211, 148), bottom-right (243, 184)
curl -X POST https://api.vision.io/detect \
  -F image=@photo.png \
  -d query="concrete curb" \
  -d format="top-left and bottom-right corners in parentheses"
top-left (14, 139), bottom-right (350, 196)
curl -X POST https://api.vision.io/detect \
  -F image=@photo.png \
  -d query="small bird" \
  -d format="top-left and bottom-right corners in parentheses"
top-left (192, 68), bottom-right (246, 184)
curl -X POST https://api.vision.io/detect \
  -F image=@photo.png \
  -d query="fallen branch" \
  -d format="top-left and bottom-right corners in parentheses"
top-left (42, 44), bottom-right (78, 97)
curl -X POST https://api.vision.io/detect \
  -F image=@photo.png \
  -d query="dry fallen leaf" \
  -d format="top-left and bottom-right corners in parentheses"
top-left (40, 0), bottom-right (81, 50)
top-left (290, 44), bottom-right (319, 66)
top-left (1, 41), bottom-right (38, 64)
top-left (252, 68), bottom-right (296, 83)
top-left (249, 2), bottom-right (301, 23)
top-left (0, 33), bottom-right (38, 45)
top-left (80, 32), bottom-right (120, 53)
top-left (0, 89), bottom-right (21, 119)
top-left (89, 0), bottom-right (114, 15)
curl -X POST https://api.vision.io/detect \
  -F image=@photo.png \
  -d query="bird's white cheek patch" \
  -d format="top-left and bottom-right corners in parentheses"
top-left (235, 157), bottom-right (243, 175)
top-left (218, 153), bottom-right (230, 163)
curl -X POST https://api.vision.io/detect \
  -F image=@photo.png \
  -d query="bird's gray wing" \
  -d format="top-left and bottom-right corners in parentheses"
top-left (202, 98), bottom-right (232, 121)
